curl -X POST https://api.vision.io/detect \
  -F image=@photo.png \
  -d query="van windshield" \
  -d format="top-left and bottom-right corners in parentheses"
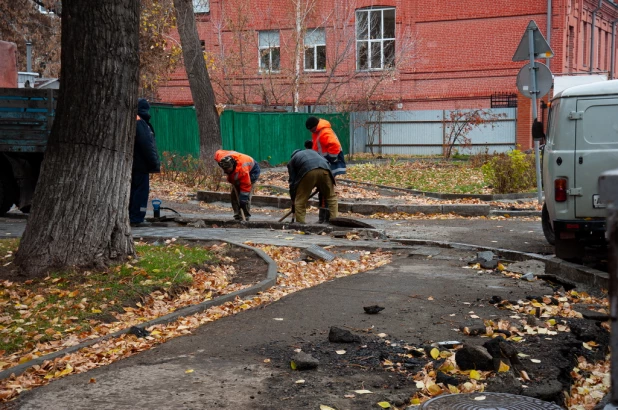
top-left (546, 100), bottom-right (560, 144)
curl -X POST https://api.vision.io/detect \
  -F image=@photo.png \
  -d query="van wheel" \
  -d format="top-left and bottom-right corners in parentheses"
top-left (0, 172), bottom-right (17, 216)
top-left (541, 203), bottom-right (555, 245)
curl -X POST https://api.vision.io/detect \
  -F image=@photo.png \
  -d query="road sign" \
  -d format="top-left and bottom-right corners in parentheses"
top-left (516, 62), bottom-right (553, 98)
top-left (512, 21), bottom-right (554, 62)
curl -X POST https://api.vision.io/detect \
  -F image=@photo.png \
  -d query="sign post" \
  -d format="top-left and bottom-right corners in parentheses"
top-left (513, 21), bottom-right (554, 205)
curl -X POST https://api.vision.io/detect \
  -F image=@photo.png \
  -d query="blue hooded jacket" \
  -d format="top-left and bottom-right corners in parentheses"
top-left (134, 98), bottom-right (160, 174)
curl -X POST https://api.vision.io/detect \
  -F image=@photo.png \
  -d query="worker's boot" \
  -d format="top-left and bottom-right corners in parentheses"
top-left (318, 208), bottom-right (330, 223)
top-left (318, 208), bottom-right (325, 223)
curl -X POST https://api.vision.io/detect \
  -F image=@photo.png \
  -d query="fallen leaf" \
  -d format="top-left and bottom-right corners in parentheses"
top-left (336, 350), bottom-right (346, 355)
top-left (320, 406), bottom-right (336, 410)
top-left (185, 369), bottom-right (194, 374)
top-left (290, 361), bottom-right (297, 370)
top-left (530, 359), bottom-right (541, 363)
top-left (430, 348), bottom-right (440, 359)
top-left (427, 296), bottom-right (434, 301)
top-left (377, 402), bottom-right (391, 408)
top-left (263, 359), bottom-right (271, 363)
top-left (474, 395), bottom-right (487, 401)
top-left (295, 379), bottom-right (305, 384)
top-left (469, 370), bottom-right (481, 380)
top-left (498, 361), bottom-right (510, 372)
top-left (89, 378), bottom-right (96, 384)
top-left (354, 390), bottom-right (372, 394)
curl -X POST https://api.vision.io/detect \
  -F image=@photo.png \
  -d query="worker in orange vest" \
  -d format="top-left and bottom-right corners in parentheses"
top-left (214, 150), bottom-right (261, 221)
top-left (305, 116), bottom-right (346, 222)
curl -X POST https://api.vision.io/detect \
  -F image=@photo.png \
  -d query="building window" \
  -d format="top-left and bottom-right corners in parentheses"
top-left (259, 31), bottom-right (280, 72)
top-left (304, 28), bottom-right (326, 71)
top-left (193, 0), bottom-right (210, 14)
top-left (356, 7), bottom-right (395, 70)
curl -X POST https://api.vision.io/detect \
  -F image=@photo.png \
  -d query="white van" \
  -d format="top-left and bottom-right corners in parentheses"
top-left (541, 80), bottom-right (618, 260)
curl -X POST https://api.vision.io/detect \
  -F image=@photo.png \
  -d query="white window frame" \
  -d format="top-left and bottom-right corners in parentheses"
top-left (304, 28), bottom-right (326, 72)
top-left (258, 30), bottom-right (281, 72)
top-left (355, 7), bottom-right (396, 71)
top-left (192, 0), bottom-right (210, 14)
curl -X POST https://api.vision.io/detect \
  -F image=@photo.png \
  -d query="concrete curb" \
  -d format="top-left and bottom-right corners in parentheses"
top-left (337, 179), bottom-right (537, 201)
top-left (197, 191), bottom-right (491, 217)
top-left (489, 209), bottom-right (542, 217)
top-left (395, 238), bottom-right (609, 290)
top-left (0, 240), bottom-right (278, 382)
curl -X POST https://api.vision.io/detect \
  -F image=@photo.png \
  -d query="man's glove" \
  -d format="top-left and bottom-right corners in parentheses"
top-left (239, 194), bottom-right (251, 217)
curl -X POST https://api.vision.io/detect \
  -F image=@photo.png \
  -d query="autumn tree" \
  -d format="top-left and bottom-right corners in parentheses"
top-left (0, 0), bottom-right (61, 78)
top-left (443, 109), bottom-right (507, 159)
top-left (173, 0), bottom-right (222, 164)
top-left (14, 0), bottom-right (140, 276)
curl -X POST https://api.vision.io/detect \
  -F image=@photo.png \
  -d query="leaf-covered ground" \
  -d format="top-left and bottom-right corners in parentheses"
top-left (0, 243), bottom-right (391, 402)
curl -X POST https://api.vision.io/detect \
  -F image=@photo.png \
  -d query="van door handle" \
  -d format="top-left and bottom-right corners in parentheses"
top-left (567, 187), bottom-right (583, 196)
top-left (579, 157), bottom-right (583, 164)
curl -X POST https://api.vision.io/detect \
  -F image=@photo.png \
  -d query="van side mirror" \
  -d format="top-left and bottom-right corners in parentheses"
top-left (532, 119), bottom-right (545, 141)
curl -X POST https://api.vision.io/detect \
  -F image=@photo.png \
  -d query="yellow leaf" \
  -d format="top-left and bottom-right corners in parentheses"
top-left (290, 361), bottom-right (297, 370)
top-left (427, 383), bottom-right (442, 396)
top-left (498, 361), bottom-right (510, 372)
top-left (185, 369), bottom-right (194, 373)
top-left (448, 384), bottom-right (460, 393)
top-left (152, 269), bottom-right (161, 273)
top-left (547, 319), bottom-right (556, 326)
top-left (383, 359), bottom-right (394, 366)
top-left (469, 370), bottom-right (481, 380)
top-left (377, 402), bottom-right (391, 408)
top-left (91, 308), bottom-right (102, 314)
top-left (320, 406), bottom-right (336, 410)
top-left (430, 348), bottom-right (440, 359)
top-left (68, 290), bottom-right (79, 298)
top-left (58, 364), bottom-right (73, 377)
top-left (497, 263), bottom-right (506, 271)
top-left (410, 398), bottom-right (421, 405)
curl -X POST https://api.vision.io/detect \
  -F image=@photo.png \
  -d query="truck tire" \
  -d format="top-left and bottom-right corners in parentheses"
top-left (541, 203), bottom-right (555, 245)
top-left (0, 171), bottom-right (17, 216)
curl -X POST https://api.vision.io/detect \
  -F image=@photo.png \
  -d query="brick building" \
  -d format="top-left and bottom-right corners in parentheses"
top-left (158, 0), bottom-right (618, 149)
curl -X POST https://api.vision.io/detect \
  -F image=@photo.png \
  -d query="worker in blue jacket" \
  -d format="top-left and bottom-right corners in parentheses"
top-left (129, 98), bottom-right (160, 227)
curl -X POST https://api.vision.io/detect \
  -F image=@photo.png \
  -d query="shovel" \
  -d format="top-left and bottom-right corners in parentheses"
top-left (279, 189), bottom-right (318, 222)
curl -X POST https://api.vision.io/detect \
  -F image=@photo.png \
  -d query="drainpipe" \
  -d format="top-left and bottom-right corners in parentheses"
top-left (26, 41), bottom-right (32, 73)
top-left (590, 0), bottom-right (603, 73)
top-left (609, 19), bottom-right (618, 80)
top-left (546, 0), bottom-right (552, 69)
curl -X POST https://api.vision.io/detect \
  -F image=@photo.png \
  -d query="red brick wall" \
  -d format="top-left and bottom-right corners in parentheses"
top-left (157, 0), bottom-right (618, 145)
top-left (0, 41), bottom-right (17, 88)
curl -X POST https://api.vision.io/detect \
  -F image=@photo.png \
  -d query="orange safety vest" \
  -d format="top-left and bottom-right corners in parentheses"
top-left (311, 119), bottom-right (342, 162)
top-left (214, 150), bottom-right (256, 194)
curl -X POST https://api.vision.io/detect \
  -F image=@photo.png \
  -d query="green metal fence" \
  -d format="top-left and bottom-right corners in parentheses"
top-left (149, 105), bottom-right (349, 166)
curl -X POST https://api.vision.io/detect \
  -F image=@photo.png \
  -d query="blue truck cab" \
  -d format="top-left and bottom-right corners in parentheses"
top-left (0, 88), bottom-right (56, 215)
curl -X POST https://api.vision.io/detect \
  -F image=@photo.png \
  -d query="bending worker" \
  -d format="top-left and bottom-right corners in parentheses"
top-left (288, 148), bottom-right (338, 224)
top-left (214, 150), bottom-right (261, 221)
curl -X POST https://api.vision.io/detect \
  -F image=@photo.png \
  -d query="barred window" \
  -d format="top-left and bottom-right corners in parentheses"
top-left (192, 0), bottom-right (210, 13)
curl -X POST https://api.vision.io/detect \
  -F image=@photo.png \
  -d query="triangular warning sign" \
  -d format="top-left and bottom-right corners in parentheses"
top-left (512, 20), bottom-right (554, 62)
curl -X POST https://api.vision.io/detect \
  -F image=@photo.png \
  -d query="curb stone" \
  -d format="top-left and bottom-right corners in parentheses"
top-left (337, 179), bottom-right (538, 201)
top-left (490, 209), bottom-right (542, 217)
top-left (394, 238), bottom-right (609, 290)
top-left (197, 191), bottom-right (491, 217)
top-left (0, 240), bottom-right (278, 381)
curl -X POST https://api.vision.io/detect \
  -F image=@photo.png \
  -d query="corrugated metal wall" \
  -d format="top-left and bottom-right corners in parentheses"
top-left (350, 108), bottom-right (516, 156)
top-left (150, 105), bottom-right (349, 166)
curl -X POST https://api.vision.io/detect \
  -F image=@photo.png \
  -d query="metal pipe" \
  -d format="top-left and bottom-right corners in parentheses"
top-left (26, 41), bottom-right (32, 73)
top-left (612, 18), bottom-right (618, 79)
top-left (546, 0), bottom-right (552, 69)
top-left (590, 0), bottom-right (603, 73)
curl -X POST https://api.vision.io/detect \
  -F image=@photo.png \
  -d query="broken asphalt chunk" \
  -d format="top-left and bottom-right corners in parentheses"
top-left (128, 326), bottom-right (150, 338)
top-left (328, 327), bottom-right (361, 343)
top-left (520, 272), bottom-right (536, 281)
top-left (476, 251), bottom-right (495, 262)
top-left (455, 345), bottom-right (494, 371)
top-left (303, 244), bottom-right (336, 262)
top-left (363, 305), bottom-right (385, 314)
top-left (291, 352), bottom-right (319, 370)
top-left (480, 259), bottom-right (499, 270)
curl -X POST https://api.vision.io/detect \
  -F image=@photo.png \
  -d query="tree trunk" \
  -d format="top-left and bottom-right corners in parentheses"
top-left (173, 0), bottom-right (222, 164)
top-left (14, 0), bottom-right (139, 277)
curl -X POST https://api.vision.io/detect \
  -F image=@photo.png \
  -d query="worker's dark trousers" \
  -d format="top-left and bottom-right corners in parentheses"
top-left (129, 172), bottom-right (150, 223)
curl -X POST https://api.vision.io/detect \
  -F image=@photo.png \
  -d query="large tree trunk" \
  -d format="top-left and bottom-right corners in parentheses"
top-left (173, 0), bottom-right (222, 164)
top-left (14, 0), bottom-right (139, 277)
